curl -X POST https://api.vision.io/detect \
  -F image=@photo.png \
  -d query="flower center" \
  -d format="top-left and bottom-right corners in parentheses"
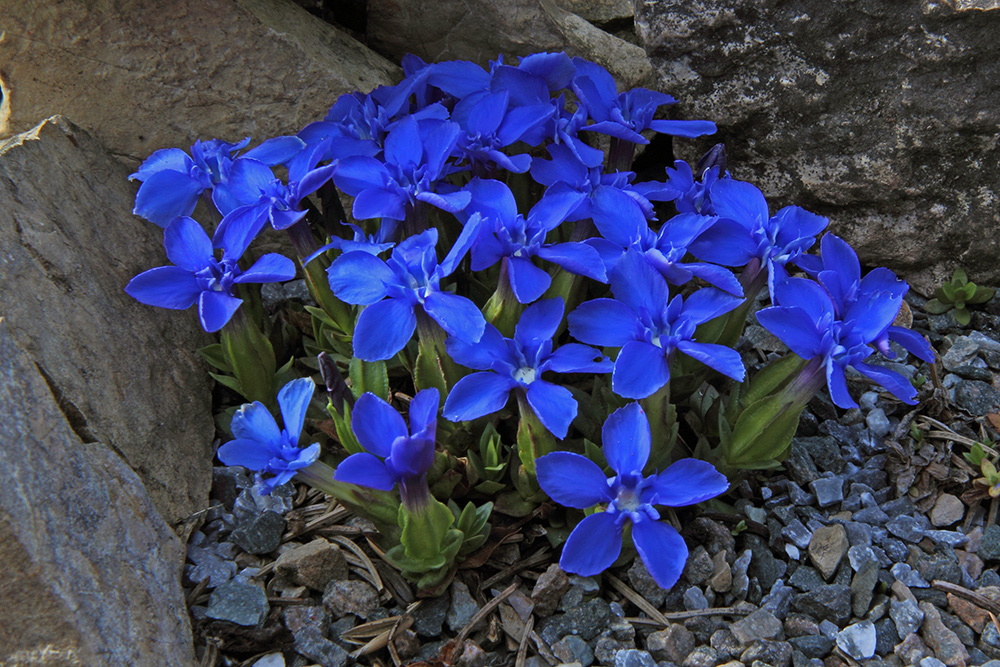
top-left (512, 366), bottom-right (537, 385)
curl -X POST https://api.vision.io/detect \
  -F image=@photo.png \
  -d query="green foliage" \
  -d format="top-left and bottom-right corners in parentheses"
top-left (924, 268), bottom-right (995, 326)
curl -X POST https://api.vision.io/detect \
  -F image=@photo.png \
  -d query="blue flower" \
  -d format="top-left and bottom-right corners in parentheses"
top-left (130, 136), bottom-right (305, 226)
top-left (442, 298), bottom-right (612, 438)
top-left (452, 90), bottom-right (551, 174)
top-left (756, 259), bottom-right (918, 409)
top-left (571, 59), bottom-right (716, 144)
top-left (332, 115), bottom-right (471, 222)
top-left (536, 402), bottom-right (728, 588)
top-left (326, 226), bottom-right (485, 361)
top-left (686, 179), bottom-right (828, 292)
top-left (568, 250), bottom-right (745, 399)
top-left (464, 178), bottom-right (607, 303)
top-left (216, 378), bottom-right (321, 494)
top-left (334, 388), bottom-right (440, 493)
top-left (125, 216), bottom-right (297, 332)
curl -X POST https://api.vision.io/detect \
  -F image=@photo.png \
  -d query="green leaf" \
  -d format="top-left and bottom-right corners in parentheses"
top-left (474, 480), bottom-right (508, 495)
top-left (960, 282), bottom-right (978, 302)
top-left (740, 354), bottom-right (806, 407)
top-left (955, 307), bottom-right (972, 326)
top-left (399, 497), bottom-right (456, 564)
top-left (970, 286), bottom-right (997, 304)
top-left (328, 400), bottom-right (364, 455)
top-left (965, 442), bottom-right (985, 467)
top-left (941, 282), bottom-right (959, 303)
top-left (724, 392), bottom-right (803, 469)
top-left (413, 344), bottom-right (449, 396)
top-left (348, 357), bottom-right (390, 401)
top-left (953, 268), bottom-right (968, 284)
top-left (922, 298), bottom-right (953, 315)
top-left (198, 344), bottom-right (233, 372)
top-left (209, 372), bottom-right (245, 396)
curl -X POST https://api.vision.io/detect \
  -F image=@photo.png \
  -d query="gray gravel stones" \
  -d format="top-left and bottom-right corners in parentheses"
top-left (836, 620), bottom-right (876, 660)
top-left (791, 585), bottom-right (851, 624)
top-left (807, 524), bottom-right (848, 580)
top-left (274, 539), bottom-right (348, 591)
top-left (739, 639), bottom-right (792, 667)
top-left (866, 408), bottom-right (892, 437)
top-left (684, 586), bottom-right (709, 610)
top-left (231, 510), bottom-right (286, 555)
top-left (647, 624), bottom-right (695, 664)
top-left (850, 558), bottom-right (880, 617)
top-left (206, 577), bottom-right (269, 626)
top-left (979, 525), bottom-right (1000, 561)
top-left (552, 634), bottom-right (594, 667)
top-left (322, 580), bottom-right (380, 619)
top-left (412, 593), bottom-right (450, 637)
top-left (539, 599), bottom-right (611, 644)
top-left (886, 514), bottom-right (929, 543)
top-left (614, 648), bottom-right (656, 667)
top-left (952, 379), bottom-right (1000, 416)
top-left (788, 634), bottom-right (833, 659)
top-left (446, 581), bottom-right (481, 633)
top-left (809, 476), bottom-right (844, 508)
top-left (531, 563), bottom-right (571, 617)
top-left (890, 598), bottom-right (924, 637)
top-left (729, 609), bottom-right (783, 645)
top-left (920, 601), bottom-right (970, 667)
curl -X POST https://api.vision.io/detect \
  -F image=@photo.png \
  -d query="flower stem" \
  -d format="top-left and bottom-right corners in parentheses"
top-left (608, 137), bottom-right (636, 173)
top-left (220, 303), bottom-right (278, 411)
top-left (295, 460), bottom-right (401, 538)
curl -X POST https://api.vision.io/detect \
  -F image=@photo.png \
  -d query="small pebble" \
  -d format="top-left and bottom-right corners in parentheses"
top-left (836, 620), bottom-right (876, 660)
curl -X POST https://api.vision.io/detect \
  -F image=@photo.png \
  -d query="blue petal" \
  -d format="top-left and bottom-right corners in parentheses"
top-left (163, 216), bottom-right (215, 271)
top-left (846, 292), bottom-right (904, 343)
top-left (888, 326), bottom-right (935, 364)
top-left (612, 340), bottom-right (671, 400)
top-left (408, 388), bottom-right (440, 437)
top-left (515, 297), bottom-right (564, 347)
top-left (826, 358), bottom-right (857, 409)
top-left (423, 292), bottom-right (486, 343)
top-left (771, 276), bottom-right (834, 324)
top-left (560, 512), bottom-right (623, 577)
top-left (423, 121), bottom-right (462, 177)
top-left (125, 266), bottom-right (201, 309)
top-left (231, 401), bottom-right (282, 444)
top-left (465, 90), bottom-right (508, 135)
top-left (609, 251), bottom-right (670, 320)
top-left (129, 148), bottom-right (193, 181)
top-left (198, 290), bottom-right (243, 332)
top-left (707, 179), bottom-right (769, 228)
top-left (525, 380), bottom-right (577, 439)
top-left (507, 256), bottom-right (551, 304)
top-left (353, 187), bottom-right (405, 220)
top-left (333, 156), bottom-right (391, 196)
top-left (446, 325), bottom-right (509, 370)
top-left (686, 220), bottom-right (756, 266)
top-left (651, 459), bottom-right (729, 507)
top-left (353, 392), bottom-right (407, 458)
top-left (334, 452), bottom-right (396, 490)
top-left (527, 189), bottom-right (582, 232)
top-left (213, 203), bottom-right (266, 256)
top-left (536, 451), bottom-right (613, 509)
top-left (226, 158), bottom-right (274, 205)
top-left (385, 116), bottom-right (422, 169)
top-left (855, 362), bottom-right (918, 405)
top-left (427, 60), bottom-right (490, 98)
top-left (439, 212), bottom-right (483, 277)
top-left (582, 120), bottom-right (646, 143)
top-left (592, 188), bottom-right (647, 248)
top-left (541, 343), bottom-right (612, 374)
top-left (133, 170), bottom-right (205, 226)
top-left (682, 262), bottom-right (743, 296)
top-left (415, 189), bottom-right (471, 214)
top-left (537, 242), bottom-right (607, 282)
top-left (353, 298), bottom-right (417, 361)
top-left (568, 299), bottom-right (641, 347)
top-left (277, 378), bottom-right (316, 445)
top-left (387, 434), bottom-right (435, 481)
top-left (520, 52), bottom-right (575, 91)
top-left (755, 307), bottom-right (825, 360)
top-left (217, 437), bottom-right (276, 470)
top-left (496, 104), bottom-right (554, 146)
top-left (818, 233), bottom-right (860, 306)
top-left (234, 253), bottom-right (297, 284)
top-left (677, 341), bottom-right (746, 382)
top-left (601, 402), bottom-right (651, 475)
top-left (442, 372), bottom-right (516, 422)
top-left (649, 119), bottom-right (717, 138)
top-left (631, 519), bottom-right (688, 589)
top-left (465, 178), bottom-right (518, 222)
top-left (775, 205), bottom-right (829, 239)
top-left (242, 136), bottom-right (306, 166)
top-left (327, 251), bottom-right (395, 305)
top-left (680, 288), bottom-right (744, 325)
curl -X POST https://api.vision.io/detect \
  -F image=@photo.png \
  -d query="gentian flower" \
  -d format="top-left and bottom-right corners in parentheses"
top-left (334, 388), bottom-right (439, 502)
top-left (808, 234), bottom-right (934, 364)
top-left (125, 216), bottom-right (296, 332)
top-left (756, 262), bottom-right (918, 409)
top-left (443, 298), bottom-right (612, 437)
top-left (216, 377), bottom-right (321, 494)
top-left (535, 402), bottom-right (728, 588)
top-left (326, 226), bottom-right (485, 361)
top-left (332, 115), bottom-right (471, 222)
top-left (464, 178), bottom-right (607, 303)
top-left (686, 179), bottom-right (828, 294)
top-left (452, 90), bottom-right (551, 174)
top-left (130, 136), bottom-right (305, 225)
top-left (571, 59), bottom-right (716, 143)
top-left (569, 250), bottom-right (745, 399)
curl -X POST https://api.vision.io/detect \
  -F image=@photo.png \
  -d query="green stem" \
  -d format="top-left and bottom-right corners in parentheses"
top-left (484, 258), bottom-right (523, 338)
top-left (640, 379), bottom-right (675, 472)
top-left (515, 390), bottom-right (558, 476)
top-left (286, 220), bottom-right (355, 337)
top-left (220, 304), bottom-right (277, 411)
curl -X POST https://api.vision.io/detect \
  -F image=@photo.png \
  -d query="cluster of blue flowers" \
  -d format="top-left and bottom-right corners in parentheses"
top-left (126, 52), bottom-right (934, 589)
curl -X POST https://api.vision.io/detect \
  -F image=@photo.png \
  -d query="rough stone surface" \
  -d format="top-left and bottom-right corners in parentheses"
top-left (532, 563), bottom-right (572, 617)
top-left (808, 524), bottom-right (849, 581)
top-left (647, 624), bottom-right (695, 664)
top-left (930, 494), bottom-right (965, 527)
top-left (0, 0), bottom-right (399, 161)
top-left (919, 601), bottom-right (970, 667)
top-left (730, 609), bottom-right (783, 645)
top-left (367, 0), bottom-right (654, 89)
top-left (0, 116), bottom-right (214, 522)
top-left (0, 320), bottom-right (196, 665)
top-left (206, 578), bottom-right (270, 626)
top-left (635, 0), bottom-right (1000, 294)
top-left (836, 621), bottom-right (876, 661)
top-left (322, 580), bottom-right (380, 620)
top-left (274, 539), bottom-right (349, 591)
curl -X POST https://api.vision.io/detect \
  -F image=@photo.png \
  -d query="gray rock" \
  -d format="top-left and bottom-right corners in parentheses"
top-left (788, 565), bottom-right (824, 592)
top-left (979, 524), bottom-right (1000, 561)
top-left (810, 477), bottom-right (844, 508)
top-left (0, 116), bottom-right (214, 523)
top-left (851, 558), bottom-right (880, 617)
top-left (925, 530), bottom-right (969, 548)
top-left (447, 581), bottom-right (481, 633)
top-left (886, 514), bottom-right (929, 543)
top-left (746, 534), bottom-right (784, 592)
top-left (274, 539), bottom-right (349, 591)
top-left (782, 520), bottom-right (813, 549)
top-left (808, 524), bottom-right (849, 581)
top-left (231, 511), bottom-right (286, 555)
top-left (682, 546), bottom-right (715, 586)
top-left (253, 655), bottom-right (286, 667)
top-left (953, 380), bottom-right (1000, 416)
top-left (730, 609), bottom-right (783, 645)
top-left (836, 621), bottom-right (877, 660)
top-left (412, 594), bottom-right (450, 637)
top-left (740, 639), bottom-right (793, 667)
top-left (186, 545), bottom-right (238, 588)
top-left (890, 598), bottom-right (924, 637)
top-left (919, 601), bottom-right (969, 667)
top-left (891, 562), bottom-right (930, 588)
top-left (540, 599), bottom-right (612, 643)
top-left (322, 580), bottom-right (380, 620)
top-left (0, 319), bottom-right (197, 664)
top-left (553, 634), bottom-right (595, 667)
top-left (874, 617), bottom-right (899, 658)
top-left (647, 625), bottom-right (695, 664)
top-left (635, 0), bottom-right (1000, 294)
top-left (791, 584), bottom-right (852, 624)
top-left (206, 579), bottom-right (269, 626)
top-left (615, 649), bottom-right (657, 667)
top-left (294, 629), bottom-right (350, 667)
top-left (681, 646), bottom-right (718, 667)
top-left (866, 409), bottom-right (892, 438)
top-left (532, 563), bottom-right (572, 617)
top-left (628, 559), bottom-right (667, 607)
top-left (788, 635), bottom-right (834, 659)
top-left (683, 586), bottom-right (709, 610)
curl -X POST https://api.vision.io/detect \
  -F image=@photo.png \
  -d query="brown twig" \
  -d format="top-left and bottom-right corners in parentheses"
top-left (932, 580), bottom-right (1000, 616)
top-left (457, 582), bottom-right (518, 643)
top-left (515, 614), bottom-right (535, 667)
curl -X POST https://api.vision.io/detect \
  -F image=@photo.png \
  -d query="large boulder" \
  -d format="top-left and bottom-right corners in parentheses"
top-left (0, 116), bottom-right (214, 523)
top-left (0, 0), bottom-right (399, 161)
top-left (635, 0), bottom-right (1000, 293)
top-left (0, 318), bottom-right (196, 666)
top-left (366, 0), bottom-right (654, 89)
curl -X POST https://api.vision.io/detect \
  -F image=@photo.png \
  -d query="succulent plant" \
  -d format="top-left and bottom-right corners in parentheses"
top-left (924, 268), bottom-right (995, 326)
